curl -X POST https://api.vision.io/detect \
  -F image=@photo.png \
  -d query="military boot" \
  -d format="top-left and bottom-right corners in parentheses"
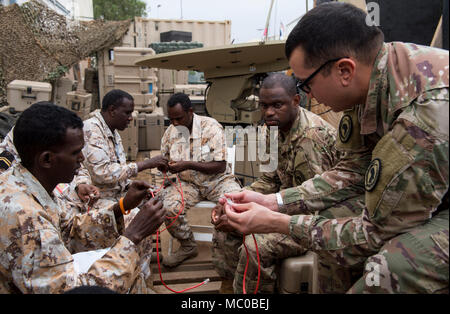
top-left (162, 238), bottom-right (198, 268)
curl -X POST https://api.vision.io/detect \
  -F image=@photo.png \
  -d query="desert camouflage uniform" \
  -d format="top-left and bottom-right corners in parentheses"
top-left (160, 113), bottom-right (241, 242)
top-left (0, 129), bottom-right (91, 215)
top-left (213, 106), bottom-right (364, 293)
top-left (74, 110), bottom-right (138, 201)
top-left (0, 128), bottom-right (117, 246)
top-left (74, 110), bottom-right (153, 283)
top-left (282, 42), bottom-right (449, 293)
top-left (0, 128), bottom-right (18, 173)
top-left (0, 164), bottom-right (151, 294)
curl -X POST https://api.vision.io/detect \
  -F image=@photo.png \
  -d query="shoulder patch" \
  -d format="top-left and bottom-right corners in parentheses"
top-left (365, 158), bottom-right (381, 192)
top-left (339, 114), bottom-right (353, 143)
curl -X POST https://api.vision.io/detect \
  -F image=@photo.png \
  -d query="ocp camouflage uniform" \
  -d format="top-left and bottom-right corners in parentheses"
top-left (0, 164), bottom-right (151, 294)
top-left (74, 110), bottom-right (153, 283)
top-left (213, 106), bottom-right (365, 293)
top-left (160, 113), bottom-right (241, 243)
top-left (281, 42), bottom-right (449, 293)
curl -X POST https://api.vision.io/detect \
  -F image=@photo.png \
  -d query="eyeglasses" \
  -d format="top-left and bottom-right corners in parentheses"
top-left (296, 57), bottom-right (348, 94)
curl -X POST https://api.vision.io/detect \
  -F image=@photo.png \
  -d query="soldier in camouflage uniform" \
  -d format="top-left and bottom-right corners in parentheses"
top-left (224, 2), bottom-right (449, 293)
top-left (212, 73), bottom-right (364, 293)
top-left (160, 93), bottom-right (241, 268)
top-left (0, 127), bottom-right (100, 211)
top-left (0, 125), bottom-right (119, 252)
top-left (74, 89), bottom-right (168, 206)
top-left (73, 90), bottom-right (169, 281)
top-left (0, 103), bottom-right (165, 293)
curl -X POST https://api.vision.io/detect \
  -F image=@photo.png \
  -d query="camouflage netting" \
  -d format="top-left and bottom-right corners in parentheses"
top-left (0, 0), bottom-right (131, 106)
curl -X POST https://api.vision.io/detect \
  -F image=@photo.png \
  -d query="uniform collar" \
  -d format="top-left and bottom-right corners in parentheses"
top-left (13, 164), bottom-right (59, 211)
top-left (191, 113), bottom-right (202, 139)
top-left (360, 43), bottom-right (389, 135)
top-left (283, 108), bottom-right (303, 143)
top-left (93, 110), bottom-right (120, 143)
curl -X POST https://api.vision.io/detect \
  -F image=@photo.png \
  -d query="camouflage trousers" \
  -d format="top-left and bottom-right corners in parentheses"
top-left (161, 177), bottom-right (241, 242)
top-left (346, 209), bottom-right (449, 294)
top-left (213, 196), bottom-right (365, 294)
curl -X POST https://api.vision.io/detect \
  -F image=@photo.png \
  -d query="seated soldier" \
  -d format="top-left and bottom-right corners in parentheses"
top-left (74, 89), bottom-right (168, 207)
top-left (0, 127), bottom-right (110, 251)
top-left (223, 2), bottom-right (449, 294)
top-left (160, 93), bottom-right (241, 268)
top-left (73, 89), bottom-right (168, 276)
top-left (0, 102), bottom-right (166, 294)
top-left (212, 73), bottom-right (364, 293)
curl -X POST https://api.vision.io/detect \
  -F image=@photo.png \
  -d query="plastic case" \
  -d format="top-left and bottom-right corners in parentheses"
top-left (7, 80), bottom-right (52, 112)
top-left (277, 251), bottom-right (319, 294)
top-left (66, 91), bottom-right (92, 120)
top-left (138, 107), bottom-right (164, 151)
top-left (119, 111), bottom-right (139, 161)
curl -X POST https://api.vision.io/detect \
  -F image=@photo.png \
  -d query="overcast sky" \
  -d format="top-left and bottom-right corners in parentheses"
top-left (144, 0), bottom-right (314, 43)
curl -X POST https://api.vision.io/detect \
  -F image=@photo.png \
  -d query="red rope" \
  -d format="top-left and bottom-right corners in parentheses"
top-left (242, 234), bottom-right (261, 294)
top-left (151, 172), bottom-right (261, 294)
top-left (152, 173), bottom-right (209, 293)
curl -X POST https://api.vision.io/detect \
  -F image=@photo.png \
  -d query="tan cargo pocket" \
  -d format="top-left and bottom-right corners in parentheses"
top-left (38, 229), bottom-right (73, 268)
top-left (365, 132), bottom-right (415, 221)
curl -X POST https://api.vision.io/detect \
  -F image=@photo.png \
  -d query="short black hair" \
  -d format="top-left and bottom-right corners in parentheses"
top-left (64, 285), bottom-right (118, 294)
top-left (13, 102), bottom-right (83, 168)
top-left (101, 89), bottom-right (133, 111)
top-left (285, 2), bottom-right (384, 69)
top-left (167, 93), bottom-right (192, 111)
top-left (260, 73), bottom-right (297, 97)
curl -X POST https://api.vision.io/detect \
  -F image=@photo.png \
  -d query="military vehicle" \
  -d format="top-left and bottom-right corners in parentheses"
top-left (136, 40), bottom-right (288, 126)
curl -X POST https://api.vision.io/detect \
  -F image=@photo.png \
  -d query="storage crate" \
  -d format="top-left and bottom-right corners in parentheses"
top-left (119, 111), bottom-right (139, 160)
top-left (138, 107), bottom-right (165, 150)
top-left (7, 80), bottom-right (52, 112)
top-left (160, 30), bottom-right (192, 42)
top-left (66, 91), bottom-right (92, 120)
top-left (114, 77), bottom-right (158, 95)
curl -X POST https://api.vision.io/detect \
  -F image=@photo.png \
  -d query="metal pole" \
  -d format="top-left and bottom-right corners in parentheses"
top-left (180, 0), bottom-right (183, 19)
top-left (264, 0), bottom-right (276, 41)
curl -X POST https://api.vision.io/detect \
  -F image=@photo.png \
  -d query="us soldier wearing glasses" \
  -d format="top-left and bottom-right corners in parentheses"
top-left (223, 2), bottom-right (449, 293)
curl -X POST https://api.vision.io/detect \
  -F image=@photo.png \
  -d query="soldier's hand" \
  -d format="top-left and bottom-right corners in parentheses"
top-left (223, 201), bottom-right (290, 235)
top-left (122, 180), bottom-right (152, 211)
top-left (77, 184), bottom-right (100, 207)
top-left (123, 198), bottom-right (166, 245)
top-left (224, 190), bottom-right (279, 211)
top-left (211, 203), bottom-right (235, 232)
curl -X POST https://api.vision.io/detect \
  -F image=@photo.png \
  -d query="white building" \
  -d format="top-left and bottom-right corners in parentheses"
top-left (1, 0), bottom-right (93, 20)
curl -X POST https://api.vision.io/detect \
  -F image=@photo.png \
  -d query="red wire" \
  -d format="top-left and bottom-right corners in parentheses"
top-left (152, 172), bottom-right (261, 294)
top-left (242, 234), bottom-right (261, 294)
top-left (152, 172), bottom-right (209, 293)
top-left (155, 230), bottom-right (209, 293)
